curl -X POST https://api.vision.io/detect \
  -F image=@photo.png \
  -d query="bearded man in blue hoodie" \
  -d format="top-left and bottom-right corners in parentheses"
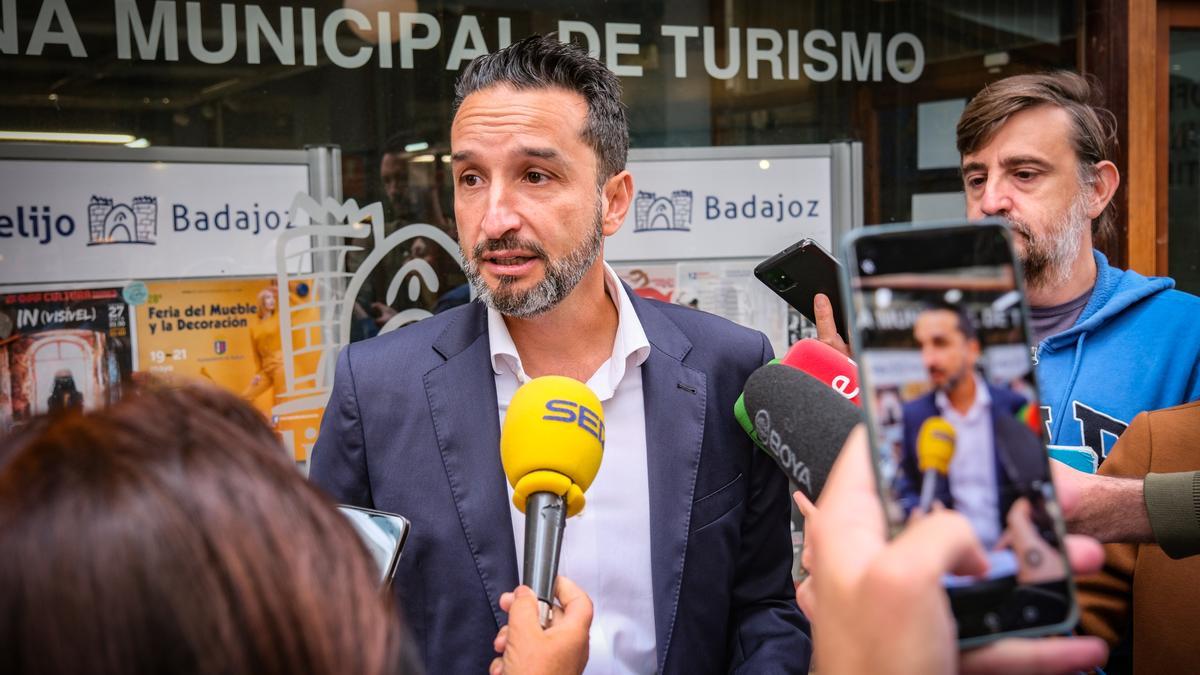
top-left (955, 72), bottom-right (1200, 471)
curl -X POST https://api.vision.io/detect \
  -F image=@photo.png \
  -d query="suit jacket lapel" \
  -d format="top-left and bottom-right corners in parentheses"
top-left (630, 291), bottom-right (706, 672)
top-left (424, 304), bottom-right (519, 628)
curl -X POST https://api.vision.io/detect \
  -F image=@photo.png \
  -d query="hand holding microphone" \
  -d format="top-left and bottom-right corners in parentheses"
top-left (500, 376), bottom-right (604, 628)
top-left (916, 417), bottom-right (956, 514)
top-left (491, 577), bottom-right (593, 675)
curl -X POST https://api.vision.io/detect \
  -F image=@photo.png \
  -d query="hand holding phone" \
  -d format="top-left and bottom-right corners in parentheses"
top-left (794, 427), bottom-right (1108, 674)
top-left (813, 293), bottom-right (852, 357)
top-left (840, 221), bottom-right (1077, 646)
top-left (755, 238), bottom-right (849, 349)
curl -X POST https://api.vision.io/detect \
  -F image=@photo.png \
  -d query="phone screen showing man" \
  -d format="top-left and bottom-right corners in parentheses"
top-left (845, 221), bottom-right (1074, 644)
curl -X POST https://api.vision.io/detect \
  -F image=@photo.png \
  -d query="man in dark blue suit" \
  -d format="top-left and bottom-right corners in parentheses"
top-left (310, 35), bottom-right (810, 674)
top-left (895, 303), bottom-right (1046, 547)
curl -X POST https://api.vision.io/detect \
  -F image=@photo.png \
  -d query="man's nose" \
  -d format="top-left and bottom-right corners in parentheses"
top-left (977, 178), bottom-right (1014, 216)
top-left (921, 347), bottom-right (937, 368)
top-left (480, 183), bottom-right (521, 240)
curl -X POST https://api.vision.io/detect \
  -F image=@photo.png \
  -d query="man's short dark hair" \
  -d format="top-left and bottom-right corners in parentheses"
top-left (452, 34), bottom-right (629, 184)
top-left (921, 301), bottom-right (978, 343)
top-left (956, 71), bottom-right (1119, 242)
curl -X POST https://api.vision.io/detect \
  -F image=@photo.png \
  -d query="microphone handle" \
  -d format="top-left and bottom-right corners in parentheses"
top-left (523, 491), bottom-right (567, 627)
top-left (918, 468), bottom-right (939, 514)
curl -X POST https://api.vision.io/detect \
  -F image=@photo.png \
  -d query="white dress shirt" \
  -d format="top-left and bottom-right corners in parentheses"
top-left (490, 262), bottom-right (657, 675)
top-left (935, 373), bottom-right (1002, 548)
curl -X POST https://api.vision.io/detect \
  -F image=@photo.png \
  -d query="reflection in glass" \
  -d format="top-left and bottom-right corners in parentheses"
top-left (1169, 28), bottom-right (1200, 294)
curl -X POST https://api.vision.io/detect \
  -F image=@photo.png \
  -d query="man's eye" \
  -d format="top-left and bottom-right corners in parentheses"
top-left (526, 171), bottom-right (545, 184)
top-left (1015, 170), bottom-right (1037, 181)
top-left (966, 176), bottom-right (985, 188)
top-left (460, 174), bottom-right (480, 187)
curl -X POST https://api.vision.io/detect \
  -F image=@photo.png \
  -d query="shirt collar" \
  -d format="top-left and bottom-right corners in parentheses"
top-left (934, 372), bottom-right (991, 420)
top-left (487, 262), bottom-right (651, 398)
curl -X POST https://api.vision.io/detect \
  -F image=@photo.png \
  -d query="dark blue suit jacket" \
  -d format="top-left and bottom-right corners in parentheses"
top-left (896, 383), bottom-right (1046, 524)
top-left (309, 291), bottom-right (811, 673)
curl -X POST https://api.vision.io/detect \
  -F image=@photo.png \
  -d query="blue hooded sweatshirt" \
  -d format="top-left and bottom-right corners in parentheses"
top-left (1037, 250), bottom-right (1200, 469)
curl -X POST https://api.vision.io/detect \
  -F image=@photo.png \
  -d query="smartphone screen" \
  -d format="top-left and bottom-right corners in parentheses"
top-left (842, 221), bottom-right (1074, 645)
top-left (338, 505), bottom-right (411, 588)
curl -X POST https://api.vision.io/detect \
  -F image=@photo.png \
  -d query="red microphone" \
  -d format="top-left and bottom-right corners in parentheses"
top-left (779, 339), bottom-right (862, 406)
top-left (733, 338), bottom-right (861, 446)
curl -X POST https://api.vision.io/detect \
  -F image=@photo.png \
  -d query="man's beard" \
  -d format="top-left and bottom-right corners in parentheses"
top-left (461, 206), bottom-right (604, 318)
top-left (1006, 189), bottom-right (1090, 293)
top-left (931, 363), bottom-right (969, 395)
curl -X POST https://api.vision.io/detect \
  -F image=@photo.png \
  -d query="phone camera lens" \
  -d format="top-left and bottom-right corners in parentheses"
top-left (861, 259), bottom-right (877, 275)
top-left (768, 270), bottom-right (793, 292)
top-left (1022, 605), bottom-right (1040, 623)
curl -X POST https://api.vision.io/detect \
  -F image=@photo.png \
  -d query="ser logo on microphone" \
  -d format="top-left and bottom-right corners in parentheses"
top-left (753, 409), bottom-right (812, 493)
top-left (543, 399), bottom-right (606, 445)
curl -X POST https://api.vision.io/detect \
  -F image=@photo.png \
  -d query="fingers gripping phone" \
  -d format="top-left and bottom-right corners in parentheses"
top-left (840, 221), bottom-right (1075, 647)
top-left (754, 238), bottom-right (848, 342)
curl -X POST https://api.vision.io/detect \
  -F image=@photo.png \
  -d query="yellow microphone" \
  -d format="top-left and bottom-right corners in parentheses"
top-left (916, 416), bottom-right (956, 514)
top-left (500, 376), bottom-right (604, 626)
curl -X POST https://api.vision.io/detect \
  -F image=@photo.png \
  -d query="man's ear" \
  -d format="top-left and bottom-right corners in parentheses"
top-left (1085, 160), bottom-right (1120, 220)
top-left (600, 170), bottom-right (634, 237)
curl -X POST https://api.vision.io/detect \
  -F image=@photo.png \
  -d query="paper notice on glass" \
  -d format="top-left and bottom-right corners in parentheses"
top-left (0, 286), bottom-right (135, 434)
top-left (612, 263), bottom-right (678, 304)
top-left (788, 307), bottom-right (819, 344)
top-left (675, 261), bottom-right (789, 355)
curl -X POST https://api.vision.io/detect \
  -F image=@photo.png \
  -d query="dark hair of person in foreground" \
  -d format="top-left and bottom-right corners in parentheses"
top-left (0, 379), bottom-right (418, 675)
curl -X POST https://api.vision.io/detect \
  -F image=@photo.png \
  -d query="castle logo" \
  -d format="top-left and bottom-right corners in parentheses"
top-left (88, 195), bottom-right (157, 245)
top-left (634, 190), bottom-right (692, 233)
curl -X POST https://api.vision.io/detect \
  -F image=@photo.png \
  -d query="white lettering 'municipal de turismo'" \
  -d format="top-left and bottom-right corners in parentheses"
top-left (2, 1), bottom-right (924, 82)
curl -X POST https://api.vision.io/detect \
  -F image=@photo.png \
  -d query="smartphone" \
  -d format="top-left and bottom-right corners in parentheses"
top-left (840, 220), bottom-right (1075, 647)
top-left (338, 505), bottom-right (411, 588)
top-left (755, 238), bottom-right (847, 342)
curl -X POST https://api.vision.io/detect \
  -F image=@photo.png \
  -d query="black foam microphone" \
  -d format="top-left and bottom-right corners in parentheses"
top-left (742, 362), bottom-right (862, 502)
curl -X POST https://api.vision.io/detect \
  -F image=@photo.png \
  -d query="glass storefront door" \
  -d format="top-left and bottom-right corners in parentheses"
top-left (1169, 27), bottom-right (1200, 293)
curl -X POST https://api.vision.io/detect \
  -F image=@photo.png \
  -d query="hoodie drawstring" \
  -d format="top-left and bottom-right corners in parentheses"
top-left (1049, 332), bottom-right (1088, 442)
